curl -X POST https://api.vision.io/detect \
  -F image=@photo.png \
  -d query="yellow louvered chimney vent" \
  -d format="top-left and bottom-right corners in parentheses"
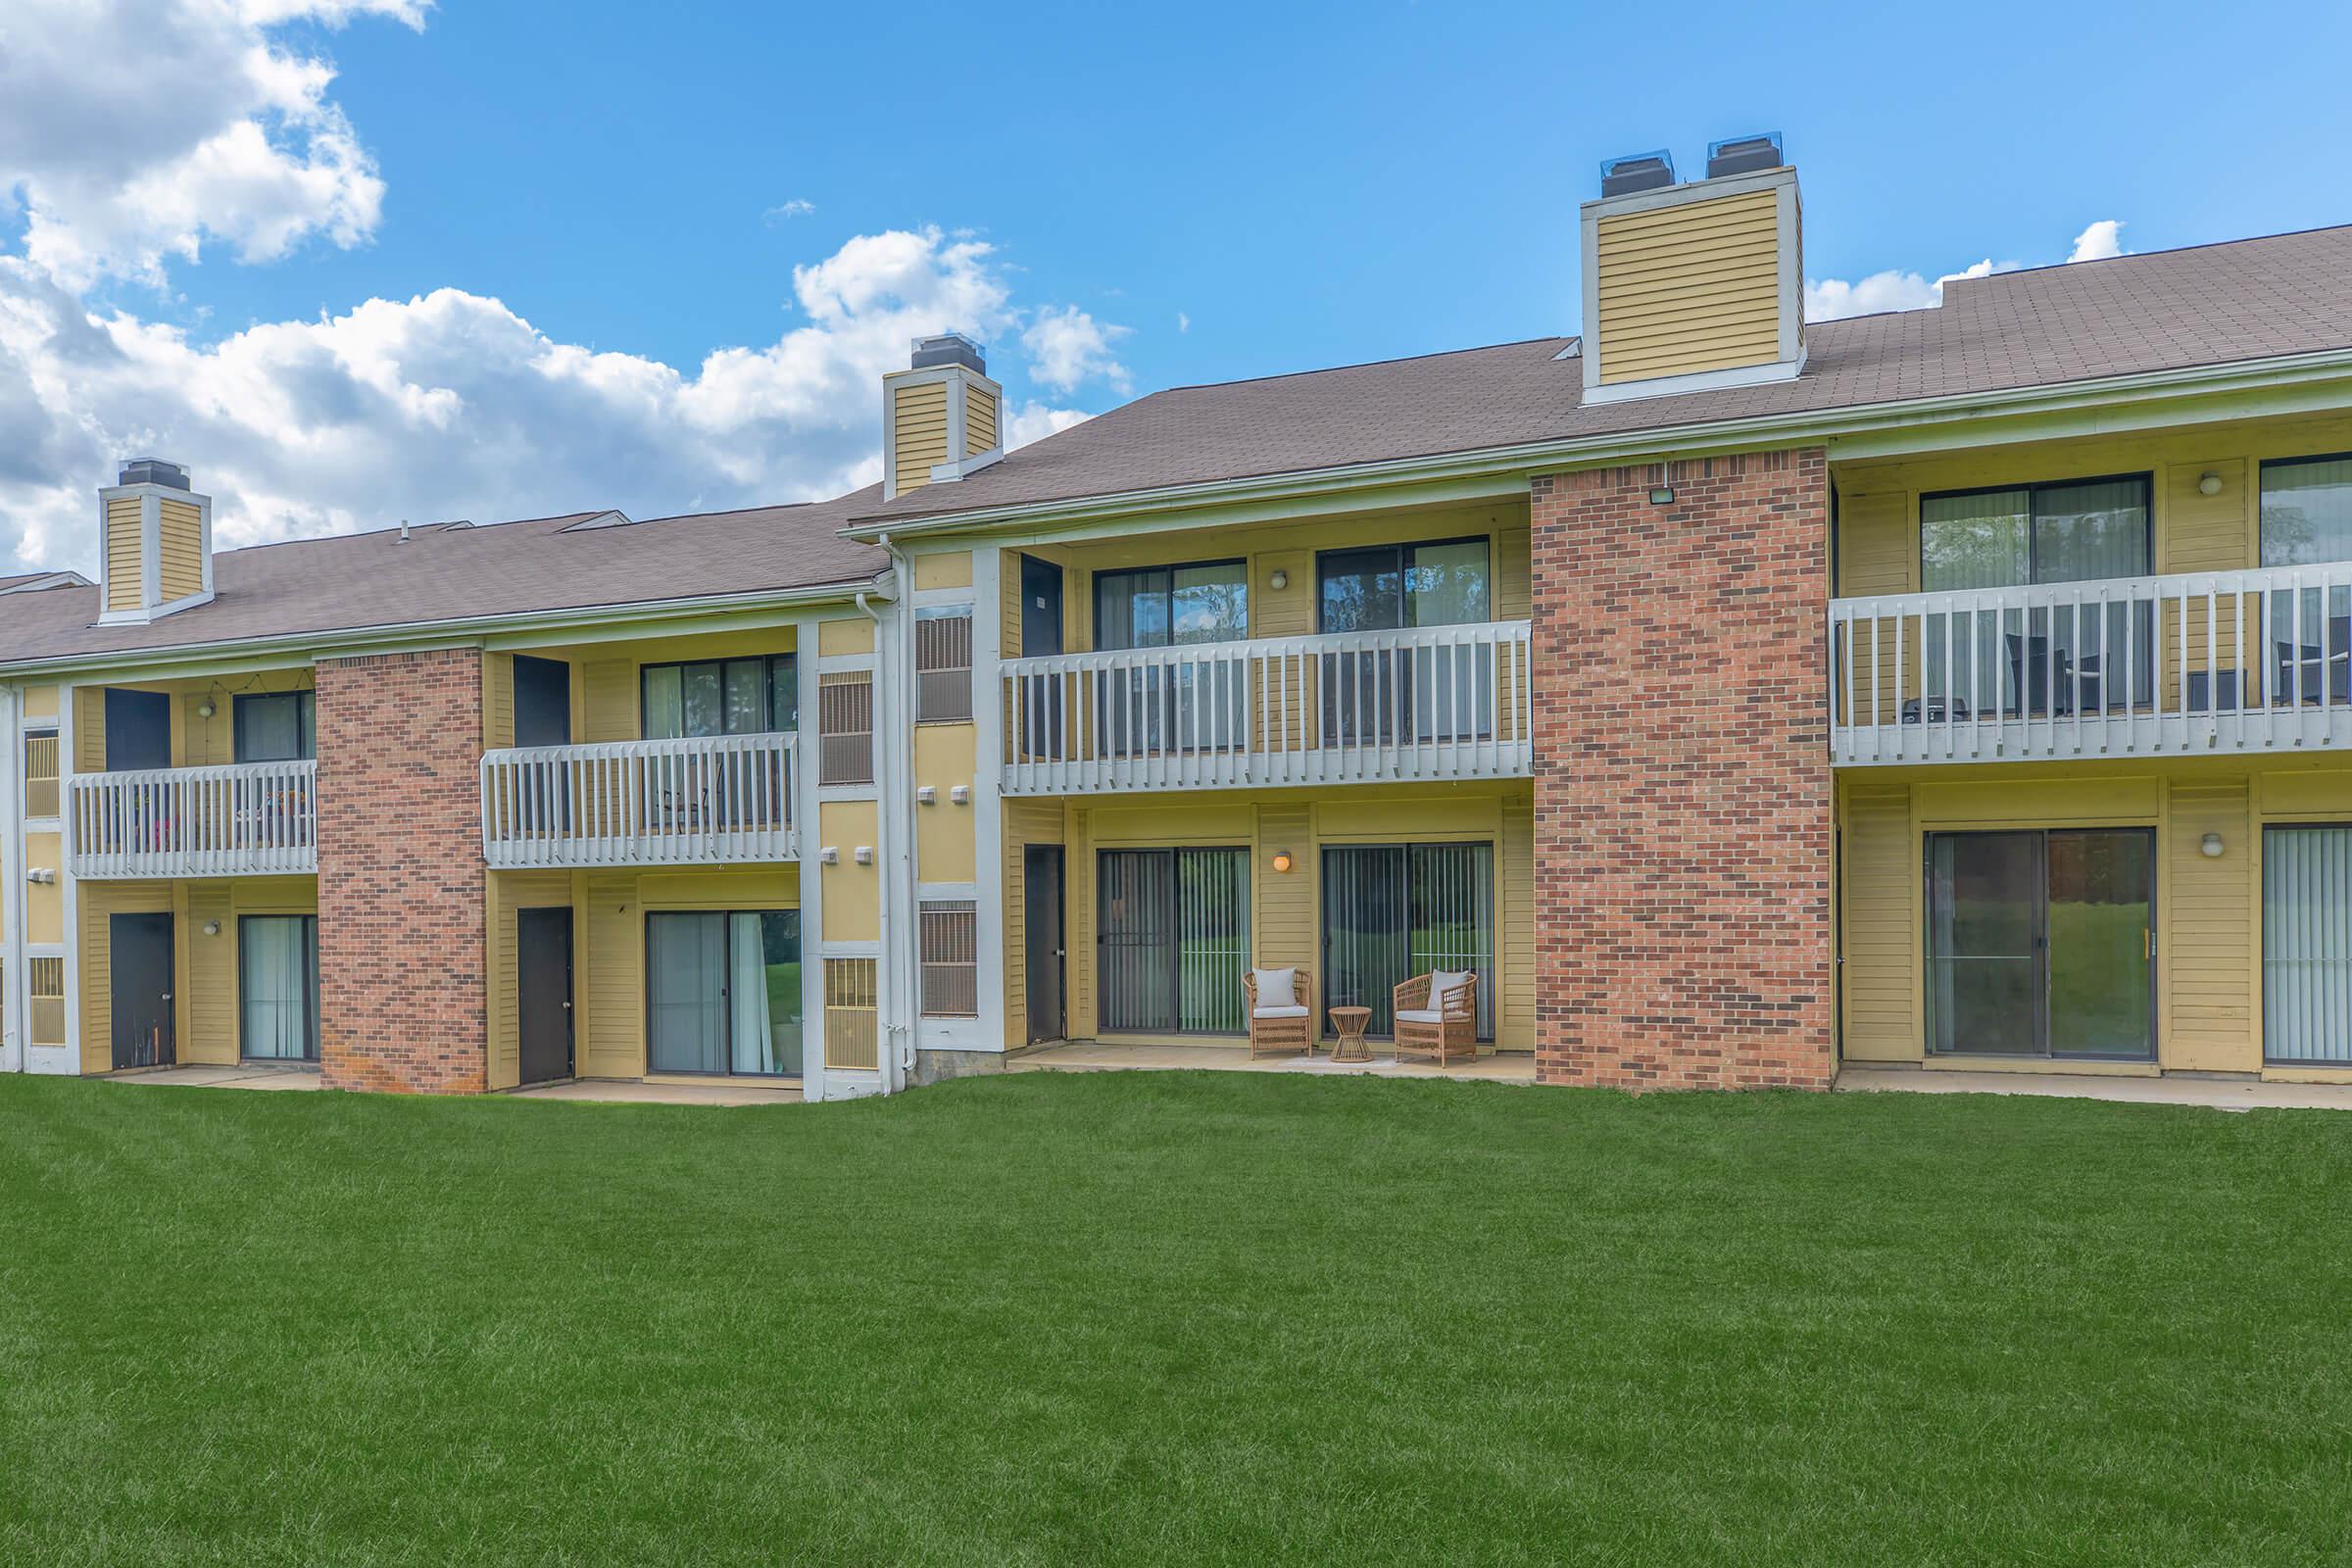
top-left (883, 334), bottom-right (1004, 500)
top-left (98, 458), bottom-right (215, 625)
top-left (1580, 135), bottom-right (1805, 405)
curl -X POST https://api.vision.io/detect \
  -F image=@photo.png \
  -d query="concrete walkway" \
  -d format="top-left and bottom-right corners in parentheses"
top-left (1837, 1062), bottom-right (2352, 1112)
top-left (102, 1065), bottom-right (799, 1106)
top-left (1006, 1041), bottom-right (1539, 1084)
top-left (106, 1063), bottom-right (323, 1091)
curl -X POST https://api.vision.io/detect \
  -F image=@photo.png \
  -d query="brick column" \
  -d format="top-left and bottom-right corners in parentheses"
top-left (316, 647), bottom-right (488, 1093)
top-left (1530, 450), bottom-right (1835, 1090)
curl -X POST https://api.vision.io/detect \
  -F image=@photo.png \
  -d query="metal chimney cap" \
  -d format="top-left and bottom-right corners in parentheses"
top-left (1599, 150), bottom-right (1677, 199)
top-left (119, 458), bottom-right (190, 490)
top-left (1705, 132), bottom-right (1784, 180)
top-left (909, 332), bottom-right (985, 373)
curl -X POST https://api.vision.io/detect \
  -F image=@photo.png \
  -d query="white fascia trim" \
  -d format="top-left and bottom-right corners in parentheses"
top-left (812, 653), bottom-right (877, 674)
top-left (0, 572), bottom-right (91, 597)
top-left (916, 881), bottom-right (979, 900)
top-left (817, 940), bottom-right (883, 959)
top-left (1582, 350), bottom-right (1807, 406)
top-left (841, 346), bottom-right (2352, 540)
top-left (0, 571), bottom-right (897, 682)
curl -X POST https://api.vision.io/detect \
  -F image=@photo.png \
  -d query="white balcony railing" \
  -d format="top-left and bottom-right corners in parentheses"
top-left (1831, 562), bottom-right (2352, 765)
top-left (1000, 620), bottom-right (1534, 795)
top-left (67, 759), bottom-right (318, 879)
top-left (480, 732), bottom-right (797, 868)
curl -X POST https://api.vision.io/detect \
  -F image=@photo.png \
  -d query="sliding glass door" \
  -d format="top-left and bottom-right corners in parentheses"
top-left (1322, 843), bottom-right (1494, 1038)
top-left (1926, 829), bottom-right (2153, 1059)
top-left (2264, 824), bottom-right (2352, 1064)
top-left (646, 909), bottom-right (803, 1076)
top-left (1096, 848), bottom-right (1249, 1034)
top-left (1317, 539), bottom-right (1494, 747)
top-left (1093, 563), bottom-right (1250, 756)
top-left (239, 914), bottom-right (318, 1061)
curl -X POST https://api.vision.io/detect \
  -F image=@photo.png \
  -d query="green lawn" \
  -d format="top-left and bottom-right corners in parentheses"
top-left (3, 1072), bottom-right (2349, 1566)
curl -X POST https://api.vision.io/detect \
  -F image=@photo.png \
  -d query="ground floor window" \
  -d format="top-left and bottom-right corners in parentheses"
top-left (1097, 848), bottom-right (1249, 1034)
top-left (1926, 828), bottom-right (2153, 1059)
top-left (239, 914), bottom-right (319, 1061)
top-left (1323, 842), bottom-right (1494, 1038)
top-left (2263, 824), bottom-right (2352, 1064)
top-left (645, 910), bottom-right (803, 1076)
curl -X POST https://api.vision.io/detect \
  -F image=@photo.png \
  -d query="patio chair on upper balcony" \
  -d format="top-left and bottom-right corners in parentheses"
top-left (2276, 616), bottom-right (2352, 706)
top-left (1244, 966), bottom-right (1314, 1059)
top-left (1393, 970), bottom-right (1478, 1066)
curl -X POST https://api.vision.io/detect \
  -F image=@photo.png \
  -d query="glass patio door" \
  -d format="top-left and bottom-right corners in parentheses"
top-left (1322, 843), bottom-right (1495, 1038)
top-left (645, 909), bottom-right (803, 1076)
top-left (2263, 824), bottom-right (2352, 1064)
top-left (1926, 828), bottom-right (2153, 1059)
top-left (1095, 848), bottom-right (1249, 1034)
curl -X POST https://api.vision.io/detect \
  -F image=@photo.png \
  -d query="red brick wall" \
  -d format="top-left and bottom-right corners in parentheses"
top-left (1530, 450), bottom-right (1835, 1091)
top-left (316, 648), bottom-right (488, 1093)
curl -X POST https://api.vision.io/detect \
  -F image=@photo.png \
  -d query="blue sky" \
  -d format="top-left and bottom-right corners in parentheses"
top-left (6, 0), bottom-right (2352, 572)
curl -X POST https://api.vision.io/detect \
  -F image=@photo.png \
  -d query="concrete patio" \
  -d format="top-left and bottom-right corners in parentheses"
top-left (1835, 1062), bottom-right (2352, 1112)
top-left (1005, 1042), bottom-right (1540, 1084)
top-left (102, 1065), bottom-right (800, 1105)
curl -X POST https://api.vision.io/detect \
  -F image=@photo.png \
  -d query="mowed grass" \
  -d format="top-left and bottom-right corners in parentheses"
top-left (3, 1072), bottom-right (2350, 1566)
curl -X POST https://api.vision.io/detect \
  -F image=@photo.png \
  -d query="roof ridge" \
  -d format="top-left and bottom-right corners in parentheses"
top-left (1147, 335), bottom-right (1573, 399)
top-left (1943, 220), bottom-right (2352, 296)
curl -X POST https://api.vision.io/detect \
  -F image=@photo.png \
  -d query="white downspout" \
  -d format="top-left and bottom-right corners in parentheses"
top-left (857, 561), bottom-right (918, 1094)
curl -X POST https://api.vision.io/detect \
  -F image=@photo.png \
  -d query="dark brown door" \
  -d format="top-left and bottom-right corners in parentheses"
top-left (513, 656), bottom-right (572, 748)
top-left (517, 906), bottom-right (574, 1085)
top-left (1025, 846), bottom-right (1065, 1043)
top-left (110, 912), bottom-right (174, 1069)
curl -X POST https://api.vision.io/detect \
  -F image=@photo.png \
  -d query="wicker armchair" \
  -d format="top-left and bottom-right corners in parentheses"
top-left (1243, 967), bottom-right (1314, 1059)
top-left (1393, 970), bottom-right (1479, 1066)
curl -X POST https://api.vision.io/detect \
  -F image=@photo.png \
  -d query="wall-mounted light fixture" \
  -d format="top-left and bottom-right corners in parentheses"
top-left (2198, 471), bottom-right (2225, 497)
top-left (196, 699), bottom-right (217, 720)
top-left (2200, 832), bottom-right (2227, 858)
top-left (1648, 485), bottom-right (1675, 506)
top-left (202, 920), bottom-right (221, 937)
top-left (1270, 850), bottom-right (1294, 874)
top-left (1270, 568), bottom-right (1289, 591)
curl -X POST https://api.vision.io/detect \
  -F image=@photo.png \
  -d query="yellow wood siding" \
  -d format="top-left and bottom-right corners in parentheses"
top-left (75, 687), bottom-right (104, 774)
top-left (26, 832), bottom-right (63, 944)
top-left (1254, 804), bottom-right (1314, 975)
top-left (183, 885), bottom-right (237, 1066)
top-left (913, 551), bottom-right (974, 591)
top-left (913, 724), bottom-right (977, 883)
top-left (104, 498), bottom-right (142, 611)
top-left (158, 499), bottom-right (204, 602)
top-left (582, 872), bottom-right (641, 1078)
top-left (483, 653), bottom-right (514, 751)
top-left (1501, 795), bottom-right (1535, 1049)
top-left (1594, 189), bottom-right (1781, 384)
top-left (2162, 458), bottom-right (2250, 571)
top-left (819, 800), bottom-right (880, 941)
top-left (1838, 780), bottom-right (1917, 1061)
top-left (892, 379), bottom-right (951, 492)
top-left (581, 659), bottom-right (633, 741)
top-left (175, 670), bottom-right (312, 767)
top-left (2166, 778), bottom-right (2255, 1071)
top-left (488, 870), bottom-right (573, 1090)
top-left (78, 881), bottom-right (172, 1074)
top-left (964, 383), bottom-right (998, 455)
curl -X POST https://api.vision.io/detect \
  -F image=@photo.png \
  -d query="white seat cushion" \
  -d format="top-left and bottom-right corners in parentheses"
top-left (1252, 1004), bottom-right (1309, 1019)
top-left (1250, 967), bottom-right (1298, 1008)
top-left (1395, 1008), bottom-right (1446, 1024)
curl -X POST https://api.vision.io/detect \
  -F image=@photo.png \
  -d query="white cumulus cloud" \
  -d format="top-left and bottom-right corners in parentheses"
top-left (1805, 218), bottom-right (2133, 322)
top-left (2068, 220), bottom-right (2126, 263)
top-left (1021, 305), bottom-right (1132, 393)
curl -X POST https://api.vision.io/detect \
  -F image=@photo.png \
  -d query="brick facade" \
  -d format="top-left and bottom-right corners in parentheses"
top-left (316, 647), bottom-right (489, 1093)
top-left (1530, 450), bottom-right (1835, 1090)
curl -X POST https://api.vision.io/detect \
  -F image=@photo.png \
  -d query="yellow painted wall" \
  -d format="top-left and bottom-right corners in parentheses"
top-left (817, 616), bottom-right (873, 658)
top-left (891, 378), bottom-right (950, 492)
top-left (104, 499), bottom-right (141, 612)
top-left (1594, 187), bottom-right (1782, 384)
top-left (158, 499), bottom-right (204, 602)
top-left (1836, 760), bottom-right (2352, 1073)
top-left (567, 864), bottom-right (802, 1081)
top-left (25, 832), bottom-right (62, 944)
top-left (175, 670), bottom-right (314, 767)
top-left (76, 880), bottom-right (172, 1074)
top-left (913, 550), bottom-right (974, 591)
top-left (487, 869), bottom-right (574, 1089)
top-left (1021, 785), bottom-right (1536, 1051)
top-left (176, 877), bottom-right (318, 1067)
top-left (819, 800), bottom-right (880, 942)
top-left (913, 723), bottom-right (977, 883)
top-left (24, 684), bottom-right (58, 720)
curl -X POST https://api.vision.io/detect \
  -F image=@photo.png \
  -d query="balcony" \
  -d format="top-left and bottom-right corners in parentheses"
top-left (480, 732), bottom-right (798, 869)
top-left (67, 760), bottom-right (318, 879)
top-left (1831, 562), bottom-right (2352, 766)
top-left (999, 621), bottom-right (1534, 795)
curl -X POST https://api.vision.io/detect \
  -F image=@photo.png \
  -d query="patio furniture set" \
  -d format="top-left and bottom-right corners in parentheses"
top-left (1243, 965), bottom-right (1482, 1067)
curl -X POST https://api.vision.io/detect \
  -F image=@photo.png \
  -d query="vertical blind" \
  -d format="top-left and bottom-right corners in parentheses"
top-left (1096, 848), bottom-right (1249, 1034)
top-left (647, 910), bottom-right (802, 1076)
top-left (239, 914), bottom-right (318, 1061)
top-left (2264, 825), bottom-right (2352, 1064)
top-left (1322, 843), bottom-right (1495, 1038)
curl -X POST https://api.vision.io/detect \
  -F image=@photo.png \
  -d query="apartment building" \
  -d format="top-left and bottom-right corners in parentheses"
top-left (4, 136), bottom-right (2349, 1097)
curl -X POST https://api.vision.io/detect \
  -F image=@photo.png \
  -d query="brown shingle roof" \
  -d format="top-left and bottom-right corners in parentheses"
top-left (0, 493), bottom-right (888, 666)
top-left (850, 223), bottom-right (2352, 525)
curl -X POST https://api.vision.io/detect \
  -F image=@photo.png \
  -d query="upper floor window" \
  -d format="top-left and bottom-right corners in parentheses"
top-left (1920, 475), bottom-right (2150, 590)
top-left (2260, 454), bottom-right (2352, 566)
top-left (1095, 562), bottom-right (1248, 650)
top-left (233, 690), bottom-right (315, 763)
top-left (642, 654), bottom-right (797, 741)
top-left (1318, 538), bottom-right (1491, 633)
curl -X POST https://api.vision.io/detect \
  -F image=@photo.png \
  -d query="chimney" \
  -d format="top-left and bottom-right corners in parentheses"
top-left (1580, 133), bottom-right (1804, 405)
top-left (97, 458), bottom-right (215, 624)
top-left (882, 333), bottom-right (1004, 500)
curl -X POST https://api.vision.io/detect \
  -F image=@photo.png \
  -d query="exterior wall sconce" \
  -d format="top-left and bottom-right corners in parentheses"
top-left (854, 846), bottom-right (874, 865)
top-left (1269, 568), bottom-right (1289, 591)
top-left (1649, 486), bottom-right (1675, 506)
top-left (2198, 471), bottom-right (2225, 497)
top-left (2200, 832), bottom-right (2227, 858)
top-left (196, 699), bottom-right (217, 719)
top-left (1271, 850), bottom-right (1294, 874)
top-left (950, 784), bottom-right (970, 805)
top-left (916, 785), bottom-right (937, 805)
top-left (202, 920), bottom-right (221, 937)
